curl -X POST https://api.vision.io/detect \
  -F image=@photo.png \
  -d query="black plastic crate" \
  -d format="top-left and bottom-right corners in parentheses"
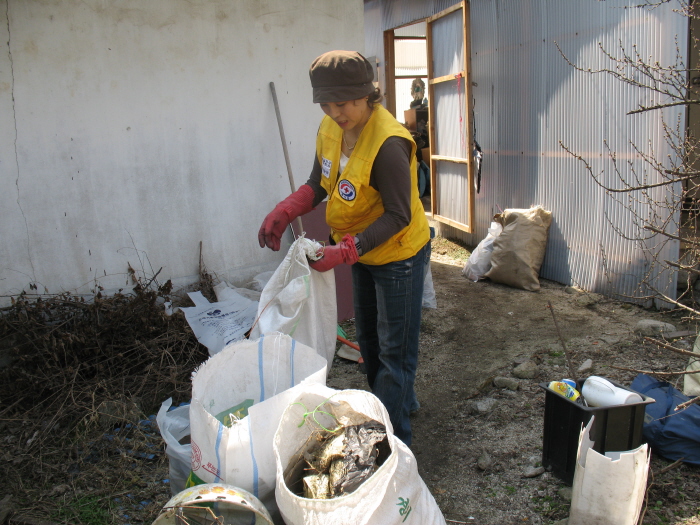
top-left (539, 378), bottom-right (654, 485)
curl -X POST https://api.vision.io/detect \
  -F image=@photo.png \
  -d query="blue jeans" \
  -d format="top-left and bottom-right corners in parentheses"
top-left (351, 241), bottom-right (430, 446)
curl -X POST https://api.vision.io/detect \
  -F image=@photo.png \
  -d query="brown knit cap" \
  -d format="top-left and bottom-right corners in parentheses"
top-left (309, 50), bottom-right (375, 103)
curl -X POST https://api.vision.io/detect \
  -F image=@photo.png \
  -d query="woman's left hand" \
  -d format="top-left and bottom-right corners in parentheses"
top-left (309, 234), bottom-right (359, 272)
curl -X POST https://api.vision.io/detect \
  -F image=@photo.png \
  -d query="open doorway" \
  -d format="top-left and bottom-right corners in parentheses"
top-left (386, 21), bottom-right (431, 211)
top-left (383, 2), bottom-right (475, 232)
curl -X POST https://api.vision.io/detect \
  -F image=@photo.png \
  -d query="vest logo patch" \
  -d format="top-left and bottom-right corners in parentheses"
top-left (338, 179), bottom-right (356, 201)
top-left (321, 157), bottom-right (332, 178)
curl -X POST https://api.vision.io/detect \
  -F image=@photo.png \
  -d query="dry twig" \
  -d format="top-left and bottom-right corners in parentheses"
top-left (547, 301), bottom-right (578, 383)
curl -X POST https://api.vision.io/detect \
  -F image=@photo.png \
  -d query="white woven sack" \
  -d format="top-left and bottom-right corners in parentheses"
top-left (250, 237), bottom-right (337, 366)
top-left (274, 384), bottom-right (447, 525)
top-left (189, 333), bottom-right (327, 517)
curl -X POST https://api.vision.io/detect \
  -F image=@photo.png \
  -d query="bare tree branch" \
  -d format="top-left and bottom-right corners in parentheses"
top-left (629, 100), bottom-right (700, 114)
top-left (644, 337), bottom-right (700, 357)
top-left (644, 225), bottom-right (700, 246)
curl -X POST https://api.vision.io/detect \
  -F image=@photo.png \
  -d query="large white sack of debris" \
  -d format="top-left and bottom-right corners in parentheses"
top-left (188, 332), bottom-right (327, 518)
top-left (250, 237), bottom-right (337, 366)
top-left (274, 384), bottom-right (447, 525)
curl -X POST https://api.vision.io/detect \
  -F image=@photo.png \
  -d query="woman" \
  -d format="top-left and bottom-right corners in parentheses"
top-left (258, 50), bottom-right (430, 446)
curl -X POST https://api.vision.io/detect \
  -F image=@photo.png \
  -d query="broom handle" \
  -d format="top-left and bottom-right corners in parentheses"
top-left (337, 335), bottom-right (360, 351)
top-left (270, 81), bottom-right (304, 235)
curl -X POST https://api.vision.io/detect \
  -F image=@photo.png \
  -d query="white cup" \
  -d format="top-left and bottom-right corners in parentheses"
top-left (581, 376), bottom-right (643, 407)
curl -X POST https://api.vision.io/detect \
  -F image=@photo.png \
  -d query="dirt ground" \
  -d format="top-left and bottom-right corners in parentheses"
top-left (2, 237), bottom-right (700, 524)
top-left (328, 239), bottom-right (700, 525)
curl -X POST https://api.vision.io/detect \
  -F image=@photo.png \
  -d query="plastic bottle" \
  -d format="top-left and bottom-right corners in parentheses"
top-left (561, 379), bottom-right (577, 389)
top-left (548, 381), bottom-right (581, 402)
top-left (581, 376), bottom-right (643, 407)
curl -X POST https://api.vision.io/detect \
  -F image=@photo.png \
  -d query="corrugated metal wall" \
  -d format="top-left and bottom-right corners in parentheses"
top-left (469, 0), bottom-right (686, 302)
top-left (365, 0), bottom-right (687, 304)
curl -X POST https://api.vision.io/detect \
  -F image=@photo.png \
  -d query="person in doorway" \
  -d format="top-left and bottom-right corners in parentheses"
top-left (258, 50), bottom-right (430, 446)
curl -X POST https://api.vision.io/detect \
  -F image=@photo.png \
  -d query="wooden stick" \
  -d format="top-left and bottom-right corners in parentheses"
top-left (270, 81), bottom-right (304, 236)
top-left (548, 301), bottom-right (578, 383)
top-left (610, 365), bottom-right (700, 376)
top-left (676, 396), bottom-right (700, 411)
top-left (655, 458), bottom-right (685, 477)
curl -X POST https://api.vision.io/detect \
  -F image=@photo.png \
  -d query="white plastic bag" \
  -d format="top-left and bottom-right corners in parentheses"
top-left (462, 222), bottom-right (503, 282)
top-left (188, 333), bottom-right (327, 517)
top-left (180, 290), bottom-right (258, 356)
top-left (274, 384), bottom-right (447, 525)
top-left (422, 263), bottom-right (437, 309)
top-left (214, 281), bottom-right (261, 302)
top-left (249, 271), bottom-right (275, 292)
top-left (569, 417), bottom-right (650, 525)
top-left (250, 237), bottom-right (337, 366)
top-left (156, 398), bottom-right (191, 495)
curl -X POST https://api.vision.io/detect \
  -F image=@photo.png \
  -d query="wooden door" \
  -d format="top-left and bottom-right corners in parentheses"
top-left (426, 1), bottom-right (475, 232)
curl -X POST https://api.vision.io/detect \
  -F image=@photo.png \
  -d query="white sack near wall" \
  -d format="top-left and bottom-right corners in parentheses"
top-left (462, 221), bottom-right (503, 282)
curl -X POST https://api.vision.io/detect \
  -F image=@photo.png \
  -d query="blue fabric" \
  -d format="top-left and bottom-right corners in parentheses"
top-left (351, 241), bottom-right (430, 446)
top-left (631, 373), bottom-right (700, 465)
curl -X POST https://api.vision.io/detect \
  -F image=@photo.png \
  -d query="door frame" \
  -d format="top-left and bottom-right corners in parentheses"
top-left (382, 1), bottom-right (475, 232)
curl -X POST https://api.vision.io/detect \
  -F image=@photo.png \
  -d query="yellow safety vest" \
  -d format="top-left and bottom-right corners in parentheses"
top-left (316, 104), bottom-right (429, 265)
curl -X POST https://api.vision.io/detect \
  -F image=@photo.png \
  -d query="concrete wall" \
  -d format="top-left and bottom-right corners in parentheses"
top-left (0, 0), bottom-right (364, 303)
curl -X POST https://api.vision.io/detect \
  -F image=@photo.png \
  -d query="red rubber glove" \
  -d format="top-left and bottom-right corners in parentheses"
top-left (258, 185), bottom-right (315, 251)
top-left (309, 234), bottom-right (359, 272)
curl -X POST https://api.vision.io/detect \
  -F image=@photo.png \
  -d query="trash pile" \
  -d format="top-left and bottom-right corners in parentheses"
top-left (288, 419), bottom-right (389, 499)
top-left (0, 275), bottom-right (206, 448)
top-left (271, 385), bottom-right (446, 525)
top-left (152, 238), bottom-right (448, 524)
top-left (155, 342), bottom-right (446, 524)
top-left (0, 271), bottom-right (209, 523)
top-left (546, 376), bottom-right (643, 407)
